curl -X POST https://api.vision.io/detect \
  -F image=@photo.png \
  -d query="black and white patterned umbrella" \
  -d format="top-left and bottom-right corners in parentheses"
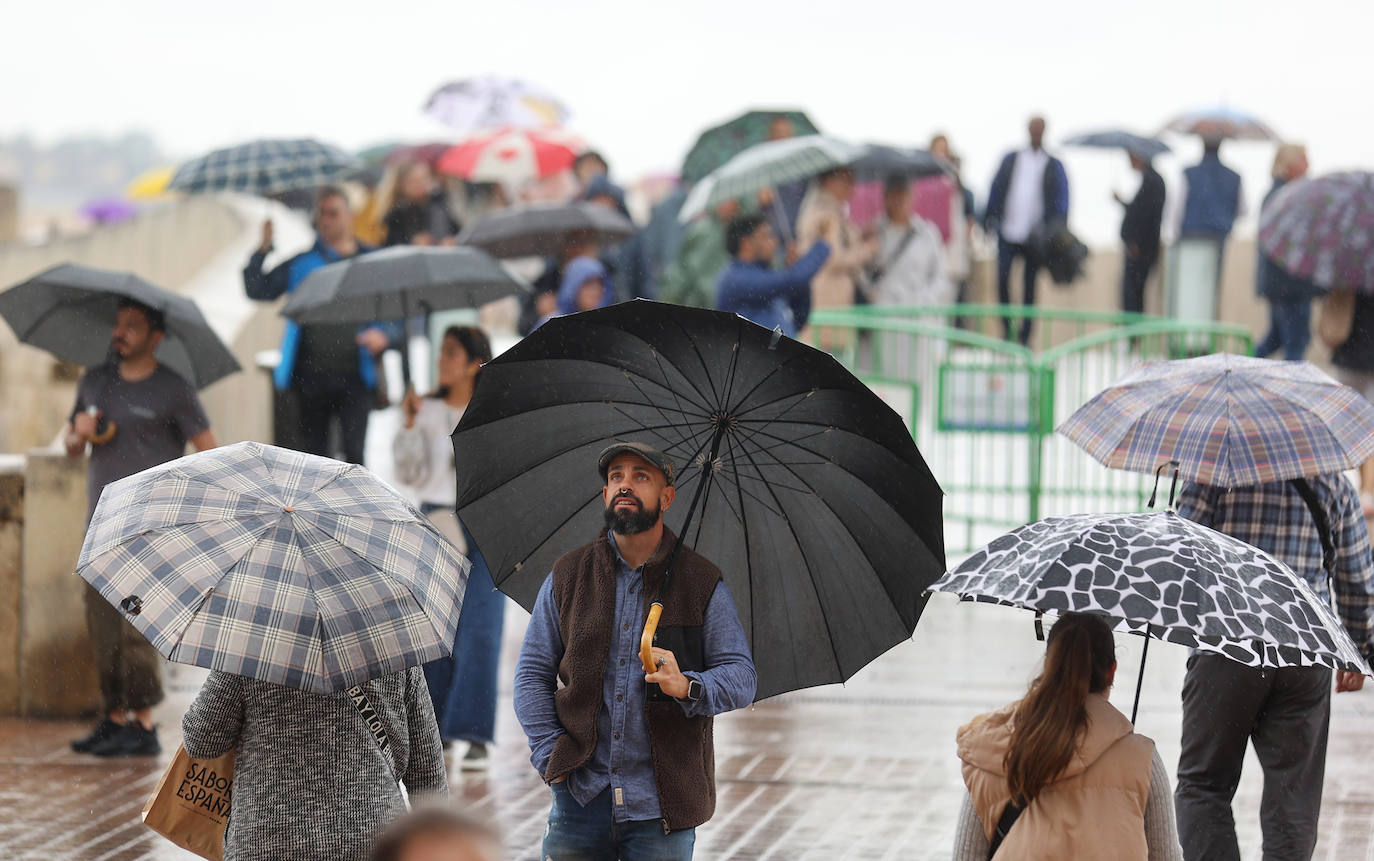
top-left (932, 511), bottom-right (1369, 675)
top-left (168, 138), bottom-right (360, 197)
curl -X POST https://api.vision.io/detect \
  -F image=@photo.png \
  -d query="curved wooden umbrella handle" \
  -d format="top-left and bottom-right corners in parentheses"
top-left (640, 602), bottom-right (663, 673)
top-left (89, 419), bottom-right (117, 445)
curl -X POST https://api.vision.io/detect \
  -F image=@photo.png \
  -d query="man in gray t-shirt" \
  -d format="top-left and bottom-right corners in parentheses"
top-left (64, 298), bottom-right (217, 758)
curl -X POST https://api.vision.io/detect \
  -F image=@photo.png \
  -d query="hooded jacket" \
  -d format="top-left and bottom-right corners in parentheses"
top-left (957, 693), bottom-right (1154, 860)
top-left (556, 256), bottom-right (612, 315)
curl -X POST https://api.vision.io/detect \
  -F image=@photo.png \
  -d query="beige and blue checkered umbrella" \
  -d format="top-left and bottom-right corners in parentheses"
top-left (77, 441), bottom-right (469, 693)
top-left (1059, 353), bottom-right (1374, 487)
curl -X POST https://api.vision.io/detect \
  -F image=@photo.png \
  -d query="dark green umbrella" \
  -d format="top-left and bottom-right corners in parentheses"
top-left (0, 263), bottom-right (240, 389)
top-left (680, 109), bottom-right (819, 185)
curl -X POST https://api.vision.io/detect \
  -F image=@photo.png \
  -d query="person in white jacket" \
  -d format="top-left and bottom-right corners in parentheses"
top-left (392, 325), bottom-right (506, 771)
top-left (866, 175), bottom-right (953, 308)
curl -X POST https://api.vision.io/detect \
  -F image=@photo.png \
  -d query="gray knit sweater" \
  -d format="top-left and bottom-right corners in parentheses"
top-left (182, 667), bottom-right (448, 861)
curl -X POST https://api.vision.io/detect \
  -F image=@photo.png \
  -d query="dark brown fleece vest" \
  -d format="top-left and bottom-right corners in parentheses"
top-left (546, 528), bottom-right (722, 831)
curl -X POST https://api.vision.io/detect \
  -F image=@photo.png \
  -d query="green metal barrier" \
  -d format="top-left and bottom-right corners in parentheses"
top-left (807, 305), bottom-right (1253, 555)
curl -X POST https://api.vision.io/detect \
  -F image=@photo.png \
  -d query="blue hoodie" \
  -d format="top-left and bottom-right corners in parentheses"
top-left (556, 256), bottom-right (612, 315)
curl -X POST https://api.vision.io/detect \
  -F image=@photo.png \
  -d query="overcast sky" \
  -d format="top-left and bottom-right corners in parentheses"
top-left (4, 0), bottom-right (1369, 239)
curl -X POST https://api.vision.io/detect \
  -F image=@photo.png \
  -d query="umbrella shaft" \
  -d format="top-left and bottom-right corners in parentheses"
top-left (1131, 631), bottom-right (1151, 725)
top-left (654, 422), bottom-right (728, 604)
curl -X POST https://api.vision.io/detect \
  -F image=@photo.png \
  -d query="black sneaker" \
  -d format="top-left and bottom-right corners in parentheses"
top-left (71, 718), bottom-right (122, 753)
top-left (90, 723), bottom-right (161, 758)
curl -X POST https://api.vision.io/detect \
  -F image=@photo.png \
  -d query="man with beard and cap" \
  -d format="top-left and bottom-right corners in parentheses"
top-left (514, 442), bottom-right (756, 860)
top-left (64, 297), bottom-right (218, 758)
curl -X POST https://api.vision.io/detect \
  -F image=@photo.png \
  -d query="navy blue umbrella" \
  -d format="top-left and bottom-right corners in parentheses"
top-left (1064, 131), bottom-right (1170, 159)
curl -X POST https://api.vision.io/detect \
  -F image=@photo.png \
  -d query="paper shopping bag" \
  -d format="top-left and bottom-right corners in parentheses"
top-left (141, 744), bottom-right (234, 861)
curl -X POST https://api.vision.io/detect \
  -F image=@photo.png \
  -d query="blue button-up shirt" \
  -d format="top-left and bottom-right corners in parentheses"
top-left (513, 533), bottom-right (756, 823)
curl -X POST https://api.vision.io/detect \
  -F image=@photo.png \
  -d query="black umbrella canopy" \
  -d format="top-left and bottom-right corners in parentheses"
top-left (281, 245), bottom-right (530, 325)
top-left (0, 263), bottom-right (240, 388)
top-left (851, 144), bottom-right (950, 183)
top-left (452, 300), bottom-right (946, 699)
top-left (457, 202), bottom-right (635, 260)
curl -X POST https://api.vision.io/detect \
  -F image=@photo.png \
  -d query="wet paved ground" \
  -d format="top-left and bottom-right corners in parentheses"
top-left (4, 597), bottom-right (1374, 859)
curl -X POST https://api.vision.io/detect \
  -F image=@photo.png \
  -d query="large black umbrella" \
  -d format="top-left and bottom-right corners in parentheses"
top-left (0, 263), bottom-right (240, 389)
top-left (457, 202), bottom-right (634, 260)
top-left (451, 300), bottom-right (946, 700)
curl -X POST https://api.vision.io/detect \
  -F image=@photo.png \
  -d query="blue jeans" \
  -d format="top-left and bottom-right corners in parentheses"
top-left (419, 507), bottom-right (507, 744)
top-left (1254, 297), bottom-right (1313, 361)
top-left (543, 783), bottom-right (695, 861)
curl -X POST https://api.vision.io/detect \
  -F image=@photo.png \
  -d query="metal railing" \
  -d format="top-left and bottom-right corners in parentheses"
top-left (807, 305), bottom-right (1254, 555)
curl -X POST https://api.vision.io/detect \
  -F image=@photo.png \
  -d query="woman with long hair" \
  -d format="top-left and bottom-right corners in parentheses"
top-left (954, 612), bottom-right (1181, 860)
top-left (392, 326), bottom-right (506, 771)
top-left (381, 161), bottom-right (461, 247)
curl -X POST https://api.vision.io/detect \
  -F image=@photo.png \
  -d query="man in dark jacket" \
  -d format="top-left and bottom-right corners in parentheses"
top-left (1168, 137), bottom-right (1245, 323)
top-left (514, 442), bottom-right (756, 858)
top-left (1116, 150), bottom-right (1166, 315)
top-left (242, 187), bottom-right (399, 464)
top-left (983, 116), bottom-right (1070, 345)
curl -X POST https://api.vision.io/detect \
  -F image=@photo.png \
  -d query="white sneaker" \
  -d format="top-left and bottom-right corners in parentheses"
top-left (461, 742), bottom-right (490, 771)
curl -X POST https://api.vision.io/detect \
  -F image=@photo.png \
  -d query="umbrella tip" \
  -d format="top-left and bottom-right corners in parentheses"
top-left (284, 506), bottom-right (295, 513)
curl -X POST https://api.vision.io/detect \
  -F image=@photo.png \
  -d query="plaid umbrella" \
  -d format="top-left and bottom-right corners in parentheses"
top-left (76, 442), bottom-right (469, 693)
top-left (1059, 353), bottom-right (1374, 486)
top-left (680, 109), bottom-right (819, 185)
top-left (932, 511), bottom-right (1371, 719)
top-left (435, 126), bottom-right (583, 186)
top-left (168, 138), bottom-right (361, 197)
top-left (678, 134), bottom-right (866, 222)
top-left (1259, 172), bottom-right (1374, 292)
top-left (1160, 106), bottom-right (1279, 141)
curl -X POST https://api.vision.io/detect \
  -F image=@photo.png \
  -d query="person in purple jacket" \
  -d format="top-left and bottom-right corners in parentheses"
top-left (715, 213), bottom-right (830, 336)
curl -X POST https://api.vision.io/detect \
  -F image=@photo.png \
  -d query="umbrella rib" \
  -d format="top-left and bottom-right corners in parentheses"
top-left (723, 431), bottom-right (759, 660)
top-left (667, 313), bottom-right (724, 407)
top-left (718, 319), bottom-right (747, 418)
top-left (725, 348), bottom-right (822, 417)
top-left (645, 343), bottom-right (715, 417)
top-left (735, 438), bottom-right (847, 683)
top-left (615, 371), bottom-right (703, 453)
top-left (734, 424), bottom-right (925, 616)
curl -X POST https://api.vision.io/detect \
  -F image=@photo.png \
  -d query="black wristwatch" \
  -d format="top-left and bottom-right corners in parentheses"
top-left (682, 677), bottom-right (703, 702)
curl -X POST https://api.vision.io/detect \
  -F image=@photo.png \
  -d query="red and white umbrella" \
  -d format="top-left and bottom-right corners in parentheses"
top-left (435, 127), bottom-right (583, 186)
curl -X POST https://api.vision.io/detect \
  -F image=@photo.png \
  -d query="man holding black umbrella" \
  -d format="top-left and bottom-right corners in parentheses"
top-left (65, 298), bottom-right (218, 757)
top-left (514, 442), bottom-right (756, 859)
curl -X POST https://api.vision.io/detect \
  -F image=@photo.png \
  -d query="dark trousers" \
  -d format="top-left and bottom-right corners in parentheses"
top-left (1122, 252), bottom-right (1157, 315)
top-left (84, 583), bottom-right (163, 712)
top-left (1175, 654), bottom-right (1331, 861)
top-left (996, 239), bottom-right (1041, 345)
top-left (1254, 298), bottom-right (1314, 361)
top-left (543, 784), bottom-right (695, 861)
top-left (293, 375), bottom-right (372, 464)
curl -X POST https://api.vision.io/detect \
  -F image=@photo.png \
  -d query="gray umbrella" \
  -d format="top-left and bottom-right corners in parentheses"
top-left (457, 202), bottom-right (635, 260)
top-left (1064, 130), bottom-right (1170, 159)
top-left (282, 245), bottom-right (529, 324)
top-left (281, 245), bottom-right (530, 385)
top-left (0, 263), bottom-right (240, 388)
top-left (851, 144), bottom-right (950, 183)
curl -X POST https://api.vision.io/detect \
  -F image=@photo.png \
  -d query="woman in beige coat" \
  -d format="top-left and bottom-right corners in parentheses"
top-left (953, 612), bottom-right (1182, 860)
top-left (794, 167), bottom-right (878, 347)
